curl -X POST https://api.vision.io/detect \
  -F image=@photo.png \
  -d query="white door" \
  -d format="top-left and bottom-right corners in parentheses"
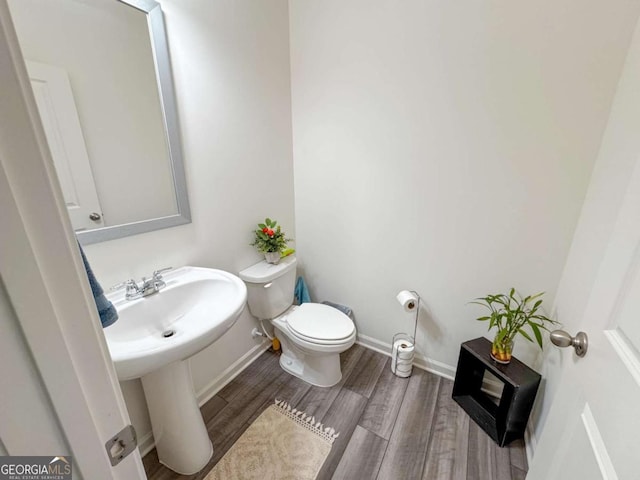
top-left (26, 60), bottom-right (105, 231)
top-left (526, 134), bottom-right (640, 480)
top-left (525, 12), bottom-right (640, 480)
top-left (0, 2), bottom-right (146, 478)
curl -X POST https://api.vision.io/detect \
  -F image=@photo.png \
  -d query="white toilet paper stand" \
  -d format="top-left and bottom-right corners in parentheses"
top-left (409, 290), bottom-right (420, 342)
top-left (391, 290), bottom-right (420, 377)
top-left (391, 332), bottom-right (415, 377)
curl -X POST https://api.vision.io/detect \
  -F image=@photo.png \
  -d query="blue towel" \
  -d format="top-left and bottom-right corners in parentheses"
top-left (78, 241), bottom-right (118, 328)
top-left (294, 276), bottom-right (311, 304)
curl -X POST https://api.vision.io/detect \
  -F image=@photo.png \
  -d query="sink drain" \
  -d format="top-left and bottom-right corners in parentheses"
top-left (162, 329), bottom-right (176, 338)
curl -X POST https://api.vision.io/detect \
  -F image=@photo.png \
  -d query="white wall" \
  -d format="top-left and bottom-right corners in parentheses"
top-left (80, 0), bottom-right (294, 445)
top-left (8, 0), bottom-right (176, 226)
top-left (289, 0), bottom-right (640, 372)
top-left (530, 12), bottom-right (640, 452)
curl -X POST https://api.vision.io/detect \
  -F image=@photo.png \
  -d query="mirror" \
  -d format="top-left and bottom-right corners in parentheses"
top-left (8, 0), bottom-right (190, 244)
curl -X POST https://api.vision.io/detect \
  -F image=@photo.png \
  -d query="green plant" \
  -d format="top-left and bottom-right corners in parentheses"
top-left (251, 218), bottom-right (292, 253)
top-left (471, 289), bottom-right (559, 362)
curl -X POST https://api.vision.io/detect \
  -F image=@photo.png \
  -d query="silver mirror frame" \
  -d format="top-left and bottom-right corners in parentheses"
top-left (78, 0), bottom-right (190, 245)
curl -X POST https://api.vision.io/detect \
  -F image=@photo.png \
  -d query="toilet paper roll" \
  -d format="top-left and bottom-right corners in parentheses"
top-left (393, 340), bottom-right (414, 359)
top-left (393, 364), bottom-right (412, 378)
top-left (394, 364), bottom-right (413, 375)
top-left (396, 290), bottom-right (419, 312)
top-left (396, 349), bottom-right (414, 360)
top-left (391, 338), bottom-right (414, 378)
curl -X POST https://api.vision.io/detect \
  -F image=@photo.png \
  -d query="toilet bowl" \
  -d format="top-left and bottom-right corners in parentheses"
top-left (239, 256), bottom-right (356, 387)
top-left (272, 303), bottom-right (356, 386)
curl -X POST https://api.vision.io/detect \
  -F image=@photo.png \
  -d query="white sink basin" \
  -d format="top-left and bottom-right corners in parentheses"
top-left (103, 266), bottom-right (247, 475)
top-left (105, 266), bottom-right (246, 380)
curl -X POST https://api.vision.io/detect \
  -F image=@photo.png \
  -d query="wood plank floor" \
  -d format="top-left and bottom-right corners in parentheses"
top-left (143, 345), bottom-right (527, 480)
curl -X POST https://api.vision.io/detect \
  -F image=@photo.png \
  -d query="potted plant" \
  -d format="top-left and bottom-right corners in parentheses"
top-left (471, 289), bottom-right (559, 364)
top-left (251, 218), bottom-right (293, 264)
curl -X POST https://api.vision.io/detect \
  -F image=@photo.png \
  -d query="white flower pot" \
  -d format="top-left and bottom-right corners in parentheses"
top-left (264, 252), bottom-right (281, 264)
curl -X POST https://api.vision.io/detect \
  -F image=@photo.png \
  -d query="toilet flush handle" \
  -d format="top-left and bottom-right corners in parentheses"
top-left (263, 282), bottom-right (273, 289)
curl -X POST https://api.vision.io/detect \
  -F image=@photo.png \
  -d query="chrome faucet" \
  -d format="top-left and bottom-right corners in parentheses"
top-left (140, 267), bottom-right (172, 296)
top-left (111, 267), bottom-right (172, 300)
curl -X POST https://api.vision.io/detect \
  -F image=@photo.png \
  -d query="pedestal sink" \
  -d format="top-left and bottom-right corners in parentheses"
top-left (104, 266), bottom-right (247, 474)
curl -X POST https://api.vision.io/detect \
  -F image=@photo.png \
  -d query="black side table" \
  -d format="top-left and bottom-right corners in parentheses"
top-left (452, 337), bottom-right (541, 447)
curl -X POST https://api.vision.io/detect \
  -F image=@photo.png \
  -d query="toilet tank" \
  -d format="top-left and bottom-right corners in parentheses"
top-left (239, 255), bottom-right (297, 320)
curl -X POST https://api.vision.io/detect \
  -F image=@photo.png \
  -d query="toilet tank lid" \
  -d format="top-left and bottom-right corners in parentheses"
top-left (239, 255), bottom-right (296, 283)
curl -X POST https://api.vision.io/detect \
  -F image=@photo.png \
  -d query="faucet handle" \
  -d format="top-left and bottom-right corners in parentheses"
top-left (110, 279), bottom-right (137, 291)
top-left (153, 267), bottom-right (172, 279)
top-left (111, 279), bottom-right (141, 300)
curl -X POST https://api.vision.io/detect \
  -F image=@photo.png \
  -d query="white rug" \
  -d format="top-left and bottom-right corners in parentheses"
top-left (205, 399), bottom-right (339, 480)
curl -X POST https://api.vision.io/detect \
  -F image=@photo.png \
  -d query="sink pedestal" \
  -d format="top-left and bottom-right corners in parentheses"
top-left (141, 360), bottom-right (212, 475)
top-left (104, 267), bottom-right (247, 473)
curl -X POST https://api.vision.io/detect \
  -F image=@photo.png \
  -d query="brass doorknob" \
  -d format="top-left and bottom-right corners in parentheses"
top-left (550, 330), bottom-right (588, 357)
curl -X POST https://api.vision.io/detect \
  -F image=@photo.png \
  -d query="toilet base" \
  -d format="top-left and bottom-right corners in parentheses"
top-left (279, 350), bottom-right (342, 387)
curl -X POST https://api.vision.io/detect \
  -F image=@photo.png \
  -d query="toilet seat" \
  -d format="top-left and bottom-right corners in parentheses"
top-left (286, 303), bottom-right (354, 345)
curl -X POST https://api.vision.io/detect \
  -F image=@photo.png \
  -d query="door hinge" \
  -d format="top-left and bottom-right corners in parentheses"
top-left (105, 425), bottom-right (137, 466)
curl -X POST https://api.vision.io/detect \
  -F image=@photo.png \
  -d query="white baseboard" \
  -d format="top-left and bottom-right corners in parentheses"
top-left (357, 334), bottom-right (507, 397)
top-left (356, 333), bottom-right (457, 381)
top-left (524, 423), bottom-right (537, 467)
top-left (137, 340), bottom-right (271, 457)
top-left (138, 431), bottom-right (155, 458)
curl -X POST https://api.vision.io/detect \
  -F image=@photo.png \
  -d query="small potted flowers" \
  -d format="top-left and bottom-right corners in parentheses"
top-left (251, 218), bottom-right (293, 264)
top-left (471, 289), bottom-right (559, 364)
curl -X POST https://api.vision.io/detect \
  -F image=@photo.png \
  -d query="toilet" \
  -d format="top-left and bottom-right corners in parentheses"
top-left (239, 256), bottom-right (356, 387)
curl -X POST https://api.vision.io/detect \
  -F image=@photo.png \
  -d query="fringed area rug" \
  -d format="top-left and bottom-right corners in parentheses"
top-left (205, 399), bottom-right (339, 480)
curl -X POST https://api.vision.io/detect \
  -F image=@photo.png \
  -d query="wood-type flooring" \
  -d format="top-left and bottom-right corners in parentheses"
top-left (143, 345), bottom-right (527, 480)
